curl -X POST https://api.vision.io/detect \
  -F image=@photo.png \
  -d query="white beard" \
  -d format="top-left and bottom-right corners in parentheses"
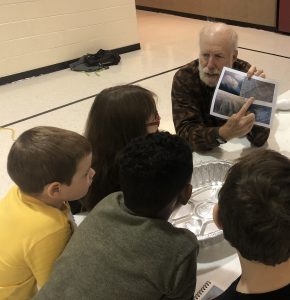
top-left (198, 64), bottom-right (221, 87)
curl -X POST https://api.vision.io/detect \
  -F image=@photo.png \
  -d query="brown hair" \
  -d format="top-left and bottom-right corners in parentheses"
top-left (7, 126), bottom-right (91, 194)
top-left (83, 84), bottom-right (158, 210)
top-left (218, 149), bottom-right (290, 265)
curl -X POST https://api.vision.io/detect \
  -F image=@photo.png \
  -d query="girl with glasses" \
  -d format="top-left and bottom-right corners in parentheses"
top-left (82, 84), bottom-right (160, 211)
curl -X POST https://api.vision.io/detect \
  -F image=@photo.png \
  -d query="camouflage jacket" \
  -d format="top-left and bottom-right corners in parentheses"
top-left (171, 59), bottom-right (270, 152)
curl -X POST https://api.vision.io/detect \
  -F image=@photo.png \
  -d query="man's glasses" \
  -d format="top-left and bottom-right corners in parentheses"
top-left (146, 114), bottom-right (161, 127)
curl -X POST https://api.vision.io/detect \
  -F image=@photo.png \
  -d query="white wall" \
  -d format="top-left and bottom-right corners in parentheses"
top-left (0, 0), bottom-right (139, 77)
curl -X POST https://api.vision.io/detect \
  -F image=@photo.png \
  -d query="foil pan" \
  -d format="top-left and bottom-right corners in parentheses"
top-left (169, 161), bottom-right (233, 247)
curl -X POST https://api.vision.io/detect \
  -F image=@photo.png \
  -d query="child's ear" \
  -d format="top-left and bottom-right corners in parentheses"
top-left (213, 203), bottom-right (223, 229)
top-left (179, 183), bottom-right (192, 205)
top-left (46, 182), bottom-right (62, 198)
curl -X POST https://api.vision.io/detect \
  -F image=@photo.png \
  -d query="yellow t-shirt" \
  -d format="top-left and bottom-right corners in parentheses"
top-left (0, 186), bottom-right (73, 300)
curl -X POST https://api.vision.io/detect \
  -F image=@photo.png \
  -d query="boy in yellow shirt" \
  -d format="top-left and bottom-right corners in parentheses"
top-left (0, 126), bottom-right (95, 300)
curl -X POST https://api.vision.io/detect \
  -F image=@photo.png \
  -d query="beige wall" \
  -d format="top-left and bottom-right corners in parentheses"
top-left (136, 0), bottom-right (277, 27)
top-left (0, 0), bottom-right (139, 77)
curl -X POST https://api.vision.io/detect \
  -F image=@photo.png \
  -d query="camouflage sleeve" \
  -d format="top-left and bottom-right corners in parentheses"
top-left (247, 126), bottom-right (270, 147)
top-left (171, 68), bottom-right (220, 152)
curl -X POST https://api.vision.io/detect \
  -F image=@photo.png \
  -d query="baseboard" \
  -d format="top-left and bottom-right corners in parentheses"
top-left (0, 43), bottom-right (141, 86)
top-left (136, 5), bottom-right (277, 32)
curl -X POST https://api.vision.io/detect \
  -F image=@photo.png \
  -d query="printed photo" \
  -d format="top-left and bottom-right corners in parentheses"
top-left (213, 90), bottom-right (245, 117)
top-left (240, 78), bottom-right (275, 103)
top-left (210, 67), bottom-right (278, 128)
top-left (248, 104), bottom-right (272, 125)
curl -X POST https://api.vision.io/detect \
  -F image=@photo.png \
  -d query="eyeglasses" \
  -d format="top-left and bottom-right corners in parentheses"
top-left (146, 114), bottom-right (161, 127)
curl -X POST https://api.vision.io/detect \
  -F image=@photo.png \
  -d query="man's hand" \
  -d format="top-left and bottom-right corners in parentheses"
top-left (219, 97), bottom-right (255, 141)
top-left (247, 65), bottom-right (266, 78)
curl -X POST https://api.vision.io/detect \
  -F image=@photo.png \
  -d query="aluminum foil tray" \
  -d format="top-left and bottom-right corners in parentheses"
top-left (169, 161), bottom-right (233, 247)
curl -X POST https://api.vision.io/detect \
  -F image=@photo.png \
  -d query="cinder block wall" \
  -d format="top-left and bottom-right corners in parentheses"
top-left (0, 0), bottom-right (139, 77)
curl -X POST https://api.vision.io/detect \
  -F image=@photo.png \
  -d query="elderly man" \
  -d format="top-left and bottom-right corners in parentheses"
top-left (171, 23), bottom-right (270, 152)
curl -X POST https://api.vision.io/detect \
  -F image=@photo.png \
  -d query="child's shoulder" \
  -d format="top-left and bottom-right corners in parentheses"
top-left (169, 224), bottom-right (199, 247)
top-left (0, 188), bottom-right (71, 255)
top-left (1, 186), bottom-right (70, 233)
top-left (152, 223), bottom-right (199, 267)
top-left (150, 220), bottom-right (199, 256)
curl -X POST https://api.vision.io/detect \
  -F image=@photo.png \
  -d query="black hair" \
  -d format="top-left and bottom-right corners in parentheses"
top-left (119, 132), bottom-right (193, 217)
